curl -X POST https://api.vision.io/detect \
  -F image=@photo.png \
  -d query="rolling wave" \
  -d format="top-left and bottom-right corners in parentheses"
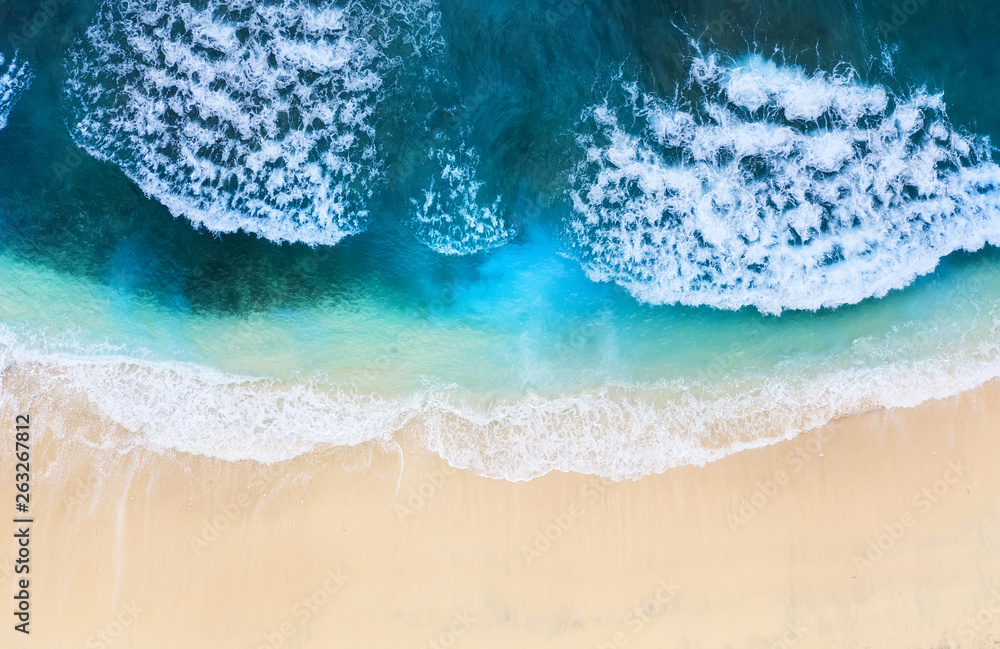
top-left (62, 0), bottom-right (437, 245)
top-left (569, 55), bottom-right (1000, 314)
top-left (410, 143), bottom-right (515, 254)
top-left (0, 52), bottom-right (31, 131)
top-left (3, 312), bottom-right (998, 480)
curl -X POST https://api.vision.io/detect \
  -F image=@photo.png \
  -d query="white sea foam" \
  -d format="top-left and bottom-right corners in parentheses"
top-left (0, 52), bottom-right (31, 131)
top-left (0, 331), bottom-right (409, 462)
top-left (410, 145), bottom-right (515, 254)
top-left (63, 0), bottom-right (438, 245)
top-left (422, 345), bottom-right (1000, 480)
top-left (569, 55), bottom-right (1000, 314)
top-left (2, 320), bottom-right (998, 481)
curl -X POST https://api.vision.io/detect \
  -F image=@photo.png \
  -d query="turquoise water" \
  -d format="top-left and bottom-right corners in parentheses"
top-left (0, 0), bottom-right (998, 479)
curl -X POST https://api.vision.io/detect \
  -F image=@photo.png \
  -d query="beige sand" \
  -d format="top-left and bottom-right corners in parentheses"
top-left (2, 368), bottom-right (1000, 649)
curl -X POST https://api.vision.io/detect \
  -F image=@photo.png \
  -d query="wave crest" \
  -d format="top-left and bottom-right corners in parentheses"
top-left (3, 338), bottom-right (997, 480)
top-left (569, 55), bottom-right (1000, 314)
top-left (410, 144), bottom-right (515, 254)
top-left (62, 0), bottom-right (427, 245)
top-left (0, 52), bottom-right (31, 131)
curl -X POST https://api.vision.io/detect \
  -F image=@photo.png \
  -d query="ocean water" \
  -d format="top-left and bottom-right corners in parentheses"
top-left (1, 0), bottom-right (999, 479)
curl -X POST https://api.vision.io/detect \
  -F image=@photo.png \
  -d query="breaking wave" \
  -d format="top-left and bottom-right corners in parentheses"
top-left (410, 144), bottom-right (515, 254)
top-left (3, 319), bottom-right (998, 481)
top-left (0, 52), bottom-right (31, 131)
top-left (62, 0), bottom-right (438, 245)
top-left (568, 55), bottom-right (1000, 314)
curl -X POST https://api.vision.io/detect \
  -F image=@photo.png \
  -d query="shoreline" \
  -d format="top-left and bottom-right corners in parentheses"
top-left (4, 334), bottom-right (1000, 479)
top-left (1, 375), bottom-right (1000, 647)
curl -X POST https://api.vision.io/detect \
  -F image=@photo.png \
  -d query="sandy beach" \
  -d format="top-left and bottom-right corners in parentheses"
top-left (5, 1), bottom-right (1000, 647)
top-left (2, 366), bottom-right (1000, 649)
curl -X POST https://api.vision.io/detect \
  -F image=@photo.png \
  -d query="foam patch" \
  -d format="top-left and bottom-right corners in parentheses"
top-left (569, 55), bottom-right (1000, 314)
top-left (63, 0), bottom-right (437, 245)
top-left (0, 52), bottom-right (31, 130)
top-left (410, 144), bottom-right (515, 254)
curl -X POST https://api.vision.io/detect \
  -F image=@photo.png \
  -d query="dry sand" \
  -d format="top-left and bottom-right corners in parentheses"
top-left (2, 367), bottom-right (1000, 649)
